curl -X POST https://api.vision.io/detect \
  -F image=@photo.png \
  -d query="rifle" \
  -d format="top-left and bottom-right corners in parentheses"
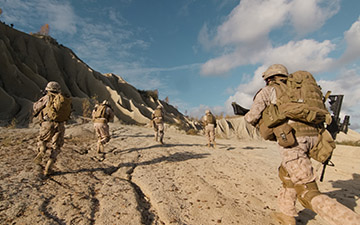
top-left (320, 94), bottom-right (350, 182)
top-left (231, 102), bottom-right (250, 116)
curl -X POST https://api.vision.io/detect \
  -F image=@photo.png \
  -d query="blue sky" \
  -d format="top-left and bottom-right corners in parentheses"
top-left (1, 0), bottom-right (360, 131)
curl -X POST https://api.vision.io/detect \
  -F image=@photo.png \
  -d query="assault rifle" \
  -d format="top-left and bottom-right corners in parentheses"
top-left (231, 102), bottom-right (249, 116)
top-left (320, 94), bottom-right (350, 182)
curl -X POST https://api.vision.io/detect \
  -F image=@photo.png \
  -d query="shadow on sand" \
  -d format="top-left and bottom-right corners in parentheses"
top-left (52, 151), bottom-right (210, 176)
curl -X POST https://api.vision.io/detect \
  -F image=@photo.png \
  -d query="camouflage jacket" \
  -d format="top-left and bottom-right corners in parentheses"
top-left (244, 85), bottom-right (276, 126)
top-left (33, 94), bottom-right (51, 121)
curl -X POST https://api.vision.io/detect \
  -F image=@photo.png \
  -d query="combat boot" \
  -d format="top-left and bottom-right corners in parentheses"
top-left (213, 141), bottom-right (217, 148)
top-left (270, 212), bottom-right (296, 225)
top-left (44, 159), bottom-right (54, 176)
top-left (207, 143), bottom-right (211, 148)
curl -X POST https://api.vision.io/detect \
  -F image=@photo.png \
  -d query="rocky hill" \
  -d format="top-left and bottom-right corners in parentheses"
top-left (0, 22), bottom-right (195, 129)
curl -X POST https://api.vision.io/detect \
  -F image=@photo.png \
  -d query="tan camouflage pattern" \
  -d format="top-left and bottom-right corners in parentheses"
top-left (278, 187), bottom-right (298, 216)
top-left (33, 94), bottom-right (65, 175)
top-left (312, 194), bottom-right (360, 225)
top-left (153, 122), bottom-right (164, 143)
top-left (205, 123), bottom-right (215, 145)
top-left (152, 109), bottom-right (165, 143)
top-left (92, 106), bottom-right (114, 146)
top-left (33, 94), bottom-right (50, 121)
top-left (202, 114), bottom-right (216, 145)
top-left (246, 83), bottom-right (360, 223)
top-left (244, 85), bottom-right (276, 126)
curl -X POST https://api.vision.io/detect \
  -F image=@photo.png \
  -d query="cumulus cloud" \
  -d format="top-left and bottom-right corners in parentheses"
top-left (199, 0), bottom-right (341, 76)
top-left (214, 0), bottom-right (289, 46)
top-left (339, 17), bottom-right (360, 64)
top-left (289, 0), bottom-right (340, 36)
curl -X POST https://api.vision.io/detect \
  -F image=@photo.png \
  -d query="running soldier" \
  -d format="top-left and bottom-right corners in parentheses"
top-left (202, 110), bottom-right (217, 148)
top-left (245, 64), bottom-right (360, 225)
top-left (152, 105), bottom-right (165, 144)
top-left (92, 100), bottom-right (114, 154)
top-left (33, 81), bottom-right (71, 177)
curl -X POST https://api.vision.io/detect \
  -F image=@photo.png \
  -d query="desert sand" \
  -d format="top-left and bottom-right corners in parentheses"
top-left (0, 120), bottom-right (359, 225)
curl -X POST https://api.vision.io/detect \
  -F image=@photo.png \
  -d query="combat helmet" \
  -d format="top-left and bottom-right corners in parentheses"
top-left (45, 81), bottom-right (61, 93)
top-left (205, 110), bottom-right (211, 114)
top-left (262, 64), bottom-right (288, 79)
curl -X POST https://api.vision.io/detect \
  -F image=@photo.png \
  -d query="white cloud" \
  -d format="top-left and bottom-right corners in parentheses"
top-left (318, 68), bottom-right (360, 130)
top-left (339, 17), bottom-right (360, 64)
top-left (214, 0), bottom-right (289, 46)
top-left (263, 39), bottom-right (335, 73)
top-left (199, 0), bottom-right (341, 76)
top-left (289, 0), bottom-right (340, 36)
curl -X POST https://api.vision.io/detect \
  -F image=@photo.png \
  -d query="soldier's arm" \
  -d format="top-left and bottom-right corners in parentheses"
top-left (244, 87), bottom-right (272, 126)
top-left (33, 95), bottom-right (49, 117)
top-left (107, 107), bottom-right (115, 122)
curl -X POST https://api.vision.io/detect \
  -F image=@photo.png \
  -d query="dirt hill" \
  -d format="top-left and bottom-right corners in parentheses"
top-left (0, 22), bottom-right (194, 129)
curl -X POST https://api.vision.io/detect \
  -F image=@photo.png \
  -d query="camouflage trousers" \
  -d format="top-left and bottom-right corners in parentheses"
top-left (94, 122), bottom-right (111, 145)
top-left (153, 122), bottom-right (164, 143)
top-left (37, 121), bottom-right (65, 160)
top-left (277, 136), bottom-right (360, 224)
top-left (205, 124), bottom-right (215, 144)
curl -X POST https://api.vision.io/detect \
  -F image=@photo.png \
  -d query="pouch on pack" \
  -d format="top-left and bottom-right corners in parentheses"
top-left (257, 118), bottom-right (276, 141)
top-left (273, 123), bottom-right (296, 148)
top-left (309, 129), bottom-right (336, 163)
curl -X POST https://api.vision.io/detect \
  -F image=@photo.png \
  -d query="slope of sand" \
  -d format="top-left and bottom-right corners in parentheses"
top-left (1, 122), bottom-right (359, 225)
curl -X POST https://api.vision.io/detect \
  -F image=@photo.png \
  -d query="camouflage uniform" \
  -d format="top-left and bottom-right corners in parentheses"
top-left (245, 70), bottom-right (360, 225)
top-left (92, 101), bottom-right (114, 153)
top-left (152, 106), bottom-right (165, 144)
top-left (33, 82), bottom-right (65, 176)
top-left (202, 110), bottom-right (216, 148)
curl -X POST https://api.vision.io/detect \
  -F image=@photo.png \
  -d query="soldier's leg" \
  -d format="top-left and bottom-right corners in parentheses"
top-left (98, 123), bottom-right (110, 152)
top-left (34, 141), bottom-right (47, 164)
top-left (278, 166), bottom-right (298, 217)
top-left (210, 126), bottom-right (216, 147)
top-left (311, 195), bottom-right (360, 225)
top-left (44, 147), bottom-right (60, 176)
top-left (154, 124), bottom-right (159, 142)
top-left (158, 123), bottom-right (164, 144)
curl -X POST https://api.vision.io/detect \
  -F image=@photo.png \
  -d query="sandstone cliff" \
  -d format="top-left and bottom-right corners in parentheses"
top-left (0, 22), bottom-right (192, 128)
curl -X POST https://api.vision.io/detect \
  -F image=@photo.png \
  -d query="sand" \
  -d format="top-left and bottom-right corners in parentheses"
top-left (0, 121), bottom-right (359, 225)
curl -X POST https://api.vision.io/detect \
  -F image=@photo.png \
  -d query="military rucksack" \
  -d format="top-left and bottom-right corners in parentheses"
top-left (93, 104), bottom-right (107, 119)
top-left (262, 71), bottom-right (330, 128)
top-left (154, 108), bottom-right (162, 118)
top-left (43, 93), bottom-right (72, 122)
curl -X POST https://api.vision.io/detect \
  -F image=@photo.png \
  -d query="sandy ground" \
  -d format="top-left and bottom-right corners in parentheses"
top-left (0, 122), bottom-right (359, 225)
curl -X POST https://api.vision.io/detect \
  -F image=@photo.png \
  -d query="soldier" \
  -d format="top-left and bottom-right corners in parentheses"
top-left (92, 100), bottom-right (114, 154)
top-left (202, 110), bottom-right (217, 148)
top-left (245, 64), bottom-right (360, 225)
top-left (33, 81), bottom-right (71, 177)
top-left (152, 105), bottom-right (165, 144)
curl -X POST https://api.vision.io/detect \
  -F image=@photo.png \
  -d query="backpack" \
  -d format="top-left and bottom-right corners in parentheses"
top-left (154, 108), bottom-right (162, 118)
top-left (43, 93), bottom-right (72, 122)
top-left (93, 104), bottom-right (107, 119)
top-left (263, 71), bottom-right (330, 128)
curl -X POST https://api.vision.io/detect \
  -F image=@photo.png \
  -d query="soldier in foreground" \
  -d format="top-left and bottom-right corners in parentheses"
top-left (152, 105), bottom-right (165, 144)
top-left (202, 110), bottom-right (217, 148)
top-left (245, 64), bottom-right (360, 225)
top-left (92, 100), bottom-right (114, 154)
top-left (33, 81), bottom-right (71, 177)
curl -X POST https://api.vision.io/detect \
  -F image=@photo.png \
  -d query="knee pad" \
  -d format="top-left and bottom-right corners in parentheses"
top-left (294, 181), bottom-right (321, 210)
top-left (278, 166), bottom-right (295, 188)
